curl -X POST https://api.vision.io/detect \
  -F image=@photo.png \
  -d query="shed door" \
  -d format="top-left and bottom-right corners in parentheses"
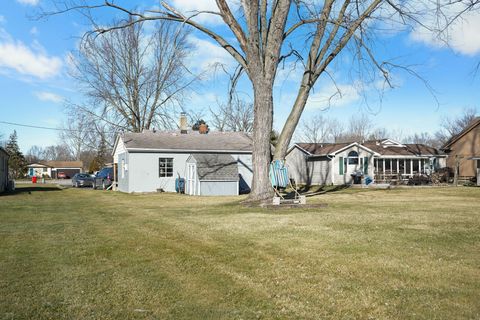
top-left (187, 163), bottom-right (197, 195)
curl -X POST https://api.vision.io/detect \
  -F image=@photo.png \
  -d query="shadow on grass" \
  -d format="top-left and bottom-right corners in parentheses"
top-left (283, 184), bottom-right (350, 198)
top-left (1, 185), bottom-right (63, 196)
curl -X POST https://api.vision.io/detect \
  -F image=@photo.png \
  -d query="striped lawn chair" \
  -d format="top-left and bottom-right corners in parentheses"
top-left (269, 159), bottom-right (302, 203)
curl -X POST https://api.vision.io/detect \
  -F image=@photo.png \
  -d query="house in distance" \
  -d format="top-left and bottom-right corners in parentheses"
top-left (286, 139), bottom-right (447, 185)
top-left (441, 117), bottom-right (480, 182)
top-left (26, 161), bottom-right (84, 179)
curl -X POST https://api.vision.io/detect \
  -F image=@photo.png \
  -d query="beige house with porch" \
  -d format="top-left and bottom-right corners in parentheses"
top-left (286, 139), bottom-right (446, 185)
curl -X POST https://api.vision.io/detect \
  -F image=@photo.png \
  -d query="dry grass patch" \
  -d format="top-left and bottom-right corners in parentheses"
top-left (0, 185), bottom-right (479, 319)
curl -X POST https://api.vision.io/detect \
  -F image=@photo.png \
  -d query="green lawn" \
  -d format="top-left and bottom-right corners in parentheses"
top-left (0, 185), bottom-right (479, 319)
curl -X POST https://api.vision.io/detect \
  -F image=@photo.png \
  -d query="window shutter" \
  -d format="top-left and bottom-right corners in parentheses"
top-left (339, 157), bottom-right (344, 175)
top-left (364, 157), bottom-right (369, 174)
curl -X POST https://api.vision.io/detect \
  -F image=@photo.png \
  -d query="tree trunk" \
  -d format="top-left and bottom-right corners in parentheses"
top-left (248, 80), bottom-right (274, 201)
top-left (274, 83), bottom-right (312, 159)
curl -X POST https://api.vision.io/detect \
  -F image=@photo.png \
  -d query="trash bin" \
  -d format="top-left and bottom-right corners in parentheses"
top-left (32, 176), bottom-right (37, 184)
top-left (175, 178), bottom-right (185, 194)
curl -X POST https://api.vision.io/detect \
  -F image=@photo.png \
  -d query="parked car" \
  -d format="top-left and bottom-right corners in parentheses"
top-left (92, 167), bottom-right (114, 190)
top-left (72, 173), bottom-right (94, 188)
top-left (57, 172), bottom-right (67, 179)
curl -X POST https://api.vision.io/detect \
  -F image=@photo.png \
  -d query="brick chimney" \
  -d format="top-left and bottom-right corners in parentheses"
top-left (199, 123), bottom-right (208, 134)
top-left (179, 112), bottom-right (188, 134)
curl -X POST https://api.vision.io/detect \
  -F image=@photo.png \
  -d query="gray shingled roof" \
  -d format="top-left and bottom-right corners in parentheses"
top-left (121, 131), bottom-right (252, 152)
top-left (363, 142), bottom-right (444, 156)
top-left (189, 154), bottom-right (239, 181)
top-left (296, 141), bottom-right (444, 157)
top-left (44, 160), bottom-right (84, 168)
top-left (296, 143), bottom-right (350, 155)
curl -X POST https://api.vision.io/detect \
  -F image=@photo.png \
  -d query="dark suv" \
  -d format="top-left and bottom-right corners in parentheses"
top-left (92, 167), bottom-right (114, 190)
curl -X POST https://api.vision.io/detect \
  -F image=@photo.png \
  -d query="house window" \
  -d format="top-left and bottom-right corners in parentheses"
top-left (405, 159), bottom-right (412, 174)
top-left (413, 159), bottom-right (419, 173)
top-left (347, 151), bottom-right (359, 165)
top-left (385, 159), bottom-right (392, 172)
top-left (159, 158), bottom-right (173, 177)
top-left (392, 159), bottom-right (398, 173)
top-left (399, 160), bottom-right (405, 174)
top-left (121, 159), bottom-right (125, 179)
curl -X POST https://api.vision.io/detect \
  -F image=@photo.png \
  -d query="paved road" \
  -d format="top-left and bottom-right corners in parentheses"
top-left (16, 179), bottom-right (73, 186)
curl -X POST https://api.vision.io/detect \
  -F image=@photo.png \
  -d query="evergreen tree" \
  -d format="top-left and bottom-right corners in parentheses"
top-left (89, 138), bottom-right (108, 172)
top-left (5, 130), bottom-right (26, 178)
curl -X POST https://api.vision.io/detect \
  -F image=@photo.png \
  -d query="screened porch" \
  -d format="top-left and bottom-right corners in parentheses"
top-left (374, 158), bottom-right (436, 183)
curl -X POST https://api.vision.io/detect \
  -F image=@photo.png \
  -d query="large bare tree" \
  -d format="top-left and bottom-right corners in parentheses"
top-left (435, 107), bottom-right (478, 146)
top-left (60, 112), bottom-right (94, 161)
top-left (70, 19), bottom-right (195, 133)
top-left (298, 114), bottom-right (334, 144)
top-left (210, 96), bottom-right (254, 133)
top-left (47, 0), bottom-right (479, 200)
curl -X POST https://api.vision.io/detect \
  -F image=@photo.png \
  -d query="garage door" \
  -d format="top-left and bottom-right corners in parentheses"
top-left (53, 169), bottom-right (81, 179)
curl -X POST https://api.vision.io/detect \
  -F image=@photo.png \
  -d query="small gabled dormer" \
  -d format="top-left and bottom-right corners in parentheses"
top-left (378, 139), bottom-right (406, 148)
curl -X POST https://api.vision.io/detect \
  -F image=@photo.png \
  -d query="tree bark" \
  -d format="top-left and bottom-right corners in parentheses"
top-left (274, 82), bottom-right (312, 159)
top-left (249, 80), bottom-right (274, 201)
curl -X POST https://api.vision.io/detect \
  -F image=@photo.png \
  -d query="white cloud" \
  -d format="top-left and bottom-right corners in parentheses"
top-left (35, 91), bottom-right (64, 103)
top-left (16, 0), bottom-right (40, 5)
top-left (189, 91), bottom-right (219, 108)
top-left (188, 36), bottom-right (236, 75)
top-left (275, 62), bottom-right (303, 87)
top-left (30, 26), bottom-right (38, 36)
top-left (0, 33), bottom-right (63, 79)
top-left (0, 28), bottom-right (12, 42)
top-left (170, 0), bottom-right (222, 24)
top-left (392, 1), bottom-right (480, 57)
top-left (410, 10), bottom-right (480, 56)
top-left (306, 82), bottom-right (361, 110)
top-left (368, 2), bottom-right (480, 56)
top-left (0, 16), bottom-right (5, 24)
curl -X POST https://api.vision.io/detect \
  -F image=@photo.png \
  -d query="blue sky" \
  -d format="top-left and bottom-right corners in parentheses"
top-left (1, 0), bottom-right (479, 152)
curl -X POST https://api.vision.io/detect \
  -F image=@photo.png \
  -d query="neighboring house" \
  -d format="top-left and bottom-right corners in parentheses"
top-left (27, 163), bottom-right (53, 178)
top-left (112, 130), bottom-right (253, 194)
top-left (27, 161), bottom-right (83, 178)
top-left (286, 139), bottom-right (446, 185)
top-left (0, 147), bottom-right (9, 193)
top-left (441, 117), bottom-right (480, 179)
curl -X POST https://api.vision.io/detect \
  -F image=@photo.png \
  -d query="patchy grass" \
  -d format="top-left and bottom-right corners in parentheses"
top-left (0, 185), bottom-right (479, 319)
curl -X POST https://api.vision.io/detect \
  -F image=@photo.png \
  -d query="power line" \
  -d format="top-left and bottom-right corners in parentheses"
top-left (0, 120), bottom-right (71, 132)
top-left (0, 120), bottom-right (118, 133)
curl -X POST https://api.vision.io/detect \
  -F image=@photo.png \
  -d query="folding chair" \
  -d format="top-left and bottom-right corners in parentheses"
top-left (269, 159), bottom-right (305, 205)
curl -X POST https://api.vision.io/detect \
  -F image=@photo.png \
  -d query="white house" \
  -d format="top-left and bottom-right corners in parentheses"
top-left (27, 161), bottom-right (83, 179)
top-left (112, 130), bottom-right (253, 194)
top-left (286, 139), bottom-right (447, 185)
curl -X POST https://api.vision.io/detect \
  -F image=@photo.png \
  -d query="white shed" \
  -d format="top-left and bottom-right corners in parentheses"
top-left (185, 154), bottom-right (239, 196)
